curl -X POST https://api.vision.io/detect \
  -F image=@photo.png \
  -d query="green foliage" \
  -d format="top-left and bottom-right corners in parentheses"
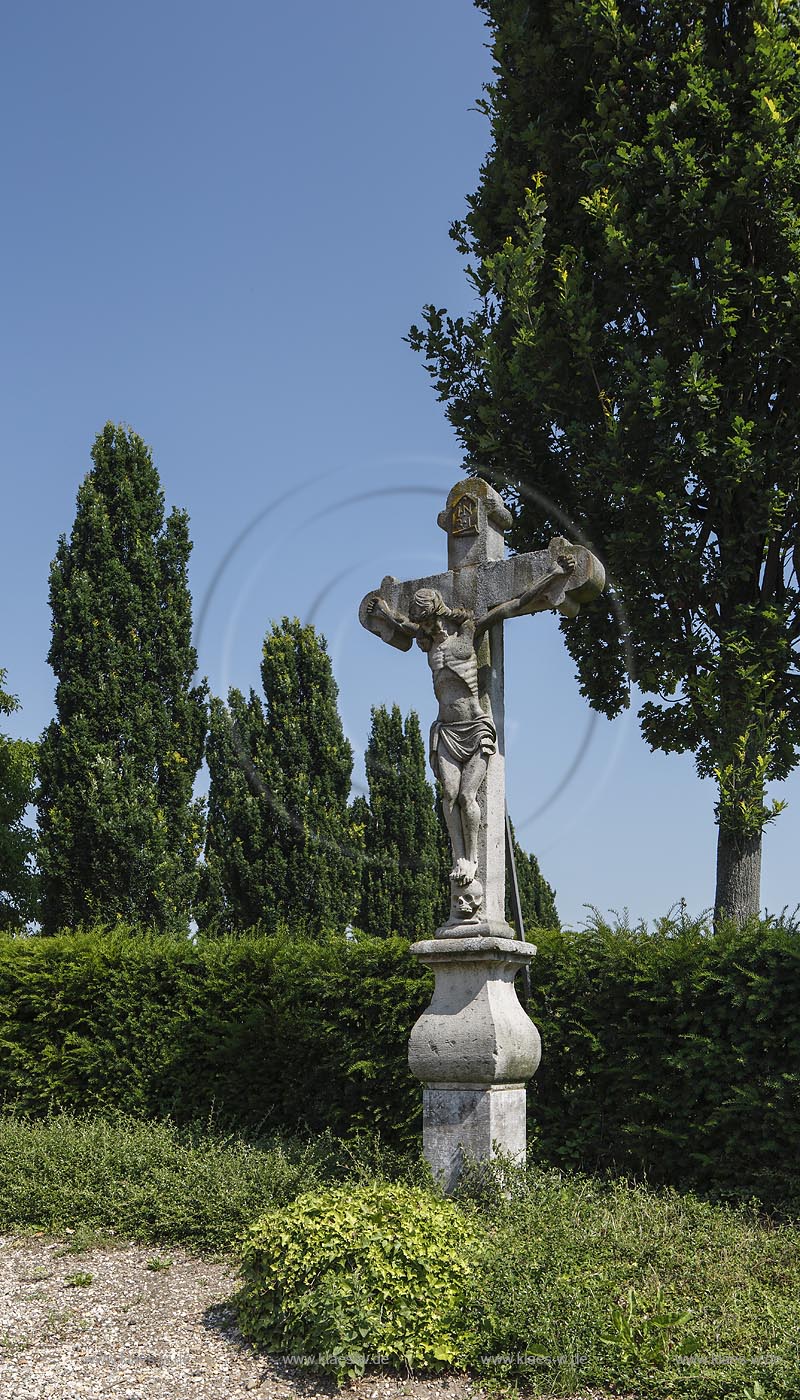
top-left (410, 0), bottom-right (800, 920)
top-left (506, 817), bottom-right (559, 930)
top-left (0, 1112), bottom-right (333, 1251)
top-left (197, 690), bottom-right (275, 932)
top-left (37, 423), bottom-right (207, 934)
top-left (0, 671), bottom-right (37, 930)
top-left (5, 1109), bottom-right (799, 1397)
top-left (0, 928), bottom-right (429, 1144)
top-left (2, 916), bottom-right (800, 1208)
top-left (527, 909), bottom-right (800, 1208)
top-left (462, 1160), bottom-right (800, 1399)
top-left (237, 1181), bottom-right (484, 1380)
top-left (199, 619), bottom-right (360, 935)
top-left (357, 705), bottom-right (448, 937)
top-left (600, 1283), bottom-right (698, 1372)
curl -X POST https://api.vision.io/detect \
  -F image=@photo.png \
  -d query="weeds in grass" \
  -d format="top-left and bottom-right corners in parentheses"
top-left (600, 1283), bottom-right (700, 1367)
top-left (0, 1111), bottom-right (348, 1251)
top-left (0, 1331), bottom-right (27, 1353)
top-left (54, 1225), bottom-right (111, 1256)
top-left (459, 1157), bottom-right (800, 1397)
top-left (3, 1112), bottom-right (800, 1397)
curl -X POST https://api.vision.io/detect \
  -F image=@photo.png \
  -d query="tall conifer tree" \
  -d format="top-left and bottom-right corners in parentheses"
top-left (199, 619), bottom-right (360, 934)
top-left (196, 691), bottom-right (268, 933)
top-left (357, 705), bottom-right (448, 937)
top-left (506, 817), bottom-right (559, 931)
top-left (0, 671), bottom-right (37, 931)
top-left (37, 424), bottom-right (207, 933)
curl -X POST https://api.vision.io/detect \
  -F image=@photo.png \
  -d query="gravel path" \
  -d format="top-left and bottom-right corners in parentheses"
top-left (0, 1233), bottom-right (491, 1400)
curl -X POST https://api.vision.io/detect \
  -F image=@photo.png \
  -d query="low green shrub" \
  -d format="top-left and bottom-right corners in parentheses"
top-left (237, 1181), bottom-right (485, 1381)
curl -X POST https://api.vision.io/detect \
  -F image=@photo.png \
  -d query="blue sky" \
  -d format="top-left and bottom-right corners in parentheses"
top-left (2, 1), bottom-right (797, 928)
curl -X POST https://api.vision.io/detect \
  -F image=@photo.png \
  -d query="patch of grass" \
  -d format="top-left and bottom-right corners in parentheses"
top-left (459, 1158), bottom-right (800, 1398)
top-left (55, 1225), bottom-right (113, 1255)
top-left (42, 1307), bottom-right (86, 1338)
top-left (63, 1271), bottom-right (93, 1288)
top-left (146, 1256), bottom-right (172, 1271)
top-left (0, 1111), bottom-right (351, 1252)
top-left (0, 1331), bottom-right (28, 1353)
top-left (3, 1112), bottom-right (799, 1397)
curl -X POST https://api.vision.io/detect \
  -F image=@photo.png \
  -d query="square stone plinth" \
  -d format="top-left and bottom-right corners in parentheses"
top-left (422, 1082), bottom-right (527, 1193)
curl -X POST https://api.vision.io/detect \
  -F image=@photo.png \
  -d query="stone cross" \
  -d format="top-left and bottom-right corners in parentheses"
top-left (358, 478), bottom-right (605, 1191)
top-left (359, 478), bottom-right (604, 937)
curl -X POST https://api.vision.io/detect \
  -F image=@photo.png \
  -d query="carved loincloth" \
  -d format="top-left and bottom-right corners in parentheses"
top-left (429, 715), bottom-right (497, 769)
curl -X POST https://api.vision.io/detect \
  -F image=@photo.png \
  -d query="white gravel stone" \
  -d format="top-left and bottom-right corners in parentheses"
top-left (0, 1233), bottom-right (497, 1400)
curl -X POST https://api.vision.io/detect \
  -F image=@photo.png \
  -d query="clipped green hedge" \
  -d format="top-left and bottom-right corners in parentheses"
top-left (0, 929), bottom-right (430, 1144)
top-left (1, 918), bottom-right (799, 1208)
top-left (528, 915), bottom-right (800, 1209)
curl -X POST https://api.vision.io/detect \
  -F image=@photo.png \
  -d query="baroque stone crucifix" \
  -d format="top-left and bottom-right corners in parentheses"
top-left (359, 479), bottom-right (605, 937)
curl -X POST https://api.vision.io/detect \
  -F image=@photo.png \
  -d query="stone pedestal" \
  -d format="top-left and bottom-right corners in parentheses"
top-left (408, 936), bottom-right (540, 1192)
top-left (359, 479), bottom-right (604, 1188)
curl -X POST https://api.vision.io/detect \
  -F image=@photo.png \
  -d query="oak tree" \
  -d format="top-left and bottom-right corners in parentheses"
top-left (410, 0), bottom-right (800, 922)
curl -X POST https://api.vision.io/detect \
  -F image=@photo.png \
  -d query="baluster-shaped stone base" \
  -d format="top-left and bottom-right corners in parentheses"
top-left (408, 936), bottom-right (540, 1193)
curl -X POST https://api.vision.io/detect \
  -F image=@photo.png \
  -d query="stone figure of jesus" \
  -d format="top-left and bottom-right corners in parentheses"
top-left (367, 556), bottom-right (573, 889)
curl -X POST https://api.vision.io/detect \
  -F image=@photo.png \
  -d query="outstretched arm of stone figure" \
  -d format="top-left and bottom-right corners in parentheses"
top-left (366, 595), bottom-right (419, 639)
top-left (473, 558), bottom-right (576, 643)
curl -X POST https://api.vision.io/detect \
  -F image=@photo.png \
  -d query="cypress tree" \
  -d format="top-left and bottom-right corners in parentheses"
top-left (358, 705), bottom-right (448, 937)
top-left (37, 424), bottom-right (207, 934)
top-left (506, 817), bottom-right (559, 932)
top-left (0, 671), bottom-right (37, 931)
top-left (196, 690), bottom-right (268, 934)
top-left (199, 618), bottom-right (360, 934)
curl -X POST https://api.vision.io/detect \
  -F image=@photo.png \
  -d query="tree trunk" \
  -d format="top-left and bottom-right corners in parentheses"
top-left (714, 826), bottom-right (762, 927)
